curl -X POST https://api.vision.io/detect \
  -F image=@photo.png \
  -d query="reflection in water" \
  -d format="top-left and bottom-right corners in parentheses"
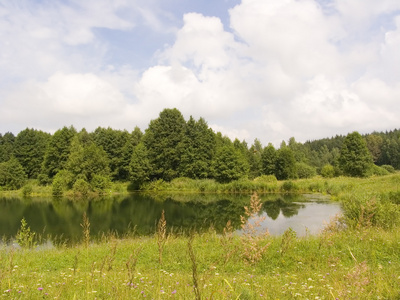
top-left (0, 193), bottom-right (341, 244)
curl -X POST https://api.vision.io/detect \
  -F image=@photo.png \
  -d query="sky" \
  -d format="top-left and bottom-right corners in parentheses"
top-left (1, 0), bottom-right (400, 147)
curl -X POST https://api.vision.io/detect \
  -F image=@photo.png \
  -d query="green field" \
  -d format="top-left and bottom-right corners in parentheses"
top-left (1, 175), bottom-right (400, 299)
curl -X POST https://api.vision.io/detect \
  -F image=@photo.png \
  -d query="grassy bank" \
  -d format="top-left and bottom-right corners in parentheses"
top-left (3, 173), bottom-right (400, 198)
top-left (1, 226), bottom-right (399, 299)
top-left (1, 175), bottom-right (400, 299)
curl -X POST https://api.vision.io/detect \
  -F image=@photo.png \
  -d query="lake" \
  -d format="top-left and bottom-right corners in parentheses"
top-left (0, 193), bottom-right (342, 245)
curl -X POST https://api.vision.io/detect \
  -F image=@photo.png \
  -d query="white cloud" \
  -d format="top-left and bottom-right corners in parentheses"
top-left (1, 0), bottom-right (400, 146)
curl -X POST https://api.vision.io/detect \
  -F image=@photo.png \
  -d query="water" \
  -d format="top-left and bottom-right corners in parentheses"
top-left (0, 193), bottom-right (341, 244)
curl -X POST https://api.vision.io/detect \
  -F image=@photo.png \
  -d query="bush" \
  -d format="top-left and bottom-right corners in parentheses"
top-left (321, 164), bottom-right (335, 178)
top-left (52, 170), bottom-right (74, 196)
top-left (381, 165), bottom-right (396, 173)
top-left (73, 178), bottom-right (91, 197)
top-left (37, 173), bottom-right (51, 186)
top-left (296, 162), bottom-right (317, 179)
top-left (253, 175), bottom-right (278, 183)
top-left (22, 184), bottom-right (33, 197)
top-left (91, 175), bottom-right (111, 194)
top-left (0, 157), bottom-right (27, 190)
top-left (367, 165), bottom-right (390, 176)
top-left (281, 181), bottom-right (299, 192)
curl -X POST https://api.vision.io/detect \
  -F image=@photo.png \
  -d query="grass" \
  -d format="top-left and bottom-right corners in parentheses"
top-left (1, 174), bottom-right (400, 299)
top-left (1, 227), bottom-right (400, 299)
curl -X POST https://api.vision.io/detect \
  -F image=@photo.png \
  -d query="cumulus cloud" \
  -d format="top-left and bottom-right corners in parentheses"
top-left (1, 0), bottom-right (400, 146)
top-left (134, 0), bottom-right (400, 144)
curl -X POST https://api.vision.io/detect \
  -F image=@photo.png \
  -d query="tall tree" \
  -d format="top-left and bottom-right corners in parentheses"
top-left (42, 126), bottom-right (77, 178)
top-left (129, 143), bottom-right (152, 189)
top-left (0, 157), bottom-right (27, 190)
top-left (142, 108), bottom-right (186, 181)
top-left (378, 138), bottom-right (400, 169)
top-left (365, 134), bottom-right (383, 163)
top-left (65, 134), bottom-right (110, 183)
top-left (178, 117), bottom-right (216, 179)
top-left (120, 127), bottom-right (144, 181)
top-left (14, 128), bottom-right (50, 178)
top-left (275, 147), bottom-right (297, 180)
top-left (213, 144), bottom-right (248, 183)
top-left (261, 143), bottom-right (277, 175)
top-left (92, 127), bottom-right (130, 180)
top-left (0, 132), bottom-right (15, 163)
top-left (339, 131), bottom-right (373, 177)
top-left (248, 139), bottom-right (263, 179)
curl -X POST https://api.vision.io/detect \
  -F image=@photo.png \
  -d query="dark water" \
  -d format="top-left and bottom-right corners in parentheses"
top-left (0, 193), bottom-right (341, 244)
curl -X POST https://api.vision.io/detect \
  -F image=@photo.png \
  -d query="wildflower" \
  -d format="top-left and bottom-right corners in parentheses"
top-left (172, 290), bottom-right (177, 294)
top-left (38, 287), bottom-right (43, 291)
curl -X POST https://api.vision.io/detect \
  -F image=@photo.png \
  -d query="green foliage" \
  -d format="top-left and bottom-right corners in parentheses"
top-left (295, 162), bottom-right (316, 179)
top-left (247, 139), bottom-right (263, 179)
top-left (142, 108), bottom-right (186, 181)
top-left (281, 180), bottom-right (299, 192)
top-left (261, 143), bottom-right (277, 175)
top-left (129, 143), bottom-right (152, 189)
top-left (16, 218), bottom-right (36, 248)
top-left (365, 134), bottom-right (383, 163)
top-left (92, 127), bottom-right (131, 181)
top-left (72, 178), bottom-right (91, 197)
top-left (37, 173), bottom-right (51, 186)
top-left (213, 144), bottom-right (249, 183)
top-left (378, 137), bottom-right (400, 169)
top-left (321, 164), bottom-right (335, 178)
top-left (13, 128), bottom-right (50, 178)
top-left (0, 132), bottom-right (15, 163)
top-left (22, 184), bottom-right (33, 197)
top-left (178, 117), bottom-right (216, 179)
top-left (253, 175), bottom-right (278, 183)
top-left (367, 164), bottom-right (390, 176)
top-left (339, 131), bottom-right (373, 177)
top-left (66, 135), bottom-right (110, 183)
top-left (52, 170), bottom-right (74, 196)
top-left (381, 164), bottom-right (396, 173)
top-left (275, 148), bottom-right (297, 180)
top-left (0, 157), bottom-right (27, 190)
top-left (41, 126), bottom-right (77, 178)
top-left (90, 174), bottom-right (111, 193)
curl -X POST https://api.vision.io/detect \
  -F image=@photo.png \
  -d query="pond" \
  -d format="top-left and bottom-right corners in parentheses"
top-left (0, 193), bottom-right (341, 245)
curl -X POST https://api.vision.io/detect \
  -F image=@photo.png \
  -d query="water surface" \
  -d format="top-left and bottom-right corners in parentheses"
top-left (0, 193), bottom-right (341, 244)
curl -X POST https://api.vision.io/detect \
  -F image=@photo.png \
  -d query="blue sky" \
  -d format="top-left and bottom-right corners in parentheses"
top-left (1, 0), bottom-right (400, 146)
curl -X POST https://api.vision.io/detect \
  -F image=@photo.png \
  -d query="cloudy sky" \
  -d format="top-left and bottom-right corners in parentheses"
top-left (1, 0), bottom-right (399, 146)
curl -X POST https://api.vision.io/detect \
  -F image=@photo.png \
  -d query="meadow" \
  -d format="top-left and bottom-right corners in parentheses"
top-left (1, 174), bottom-right (400, 299)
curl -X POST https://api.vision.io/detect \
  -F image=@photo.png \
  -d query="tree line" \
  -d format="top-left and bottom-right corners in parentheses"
top-left (0, 108), bottom-right (399, 192)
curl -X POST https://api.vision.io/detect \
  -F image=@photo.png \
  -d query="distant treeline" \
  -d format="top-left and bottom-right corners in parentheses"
top-left (0, 108), bottom-right (399, 192)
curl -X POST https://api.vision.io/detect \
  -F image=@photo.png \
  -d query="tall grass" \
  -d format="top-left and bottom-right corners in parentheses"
top-left (1, 174), bottom-right (400, 298)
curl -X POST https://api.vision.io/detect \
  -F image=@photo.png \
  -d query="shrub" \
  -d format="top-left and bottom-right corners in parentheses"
top-left (253, 175), bottom-right (278, 183)
top-left (0, 157), bottom-right (27, 190)
top-left (91, 174), bottom-right (111, 194)
top-left (37, 173), bottom-right (51, 186)
top-left (52, 170), bottom-right (74, 196)
top-left (281, 181), bottom-right (298, 192)
top-left (296, 162), bottom-right (317, 179)
top-left (367, 165), bottom-right (390, 176)
top-left (381, 165), bottom-right (396, 173)
top-left (321, 164), bottom-right (335, 178)
top-left (73, 178), bottom-right (91, 197)
top-left (22, 184), bottom-right (33, 197)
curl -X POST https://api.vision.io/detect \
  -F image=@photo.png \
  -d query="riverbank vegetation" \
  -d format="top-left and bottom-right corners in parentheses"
top-left (1, 180), bottom-right (400, 299)
top-left (1, 108), bottom-right (400, 195)
top-left (1, 109), bottom-right (400, 298)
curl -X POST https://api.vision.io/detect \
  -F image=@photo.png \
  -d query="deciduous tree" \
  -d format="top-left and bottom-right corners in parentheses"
top-left (339, 131), bottom-right (373, 177)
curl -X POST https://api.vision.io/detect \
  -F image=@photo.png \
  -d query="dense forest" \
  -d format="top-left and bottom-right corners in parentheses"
top-left (0, 108), bottom-right (399, 193)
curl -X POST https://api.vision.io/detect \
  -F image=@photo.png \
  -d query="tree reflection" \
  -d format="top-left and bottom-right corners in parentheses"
top-left (0, 193), bottom-right (312, 244)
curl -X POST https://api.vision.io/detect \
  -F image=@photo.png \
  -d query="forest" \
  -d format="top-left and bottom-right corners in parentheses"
top-left (0, 108), bottom-right (399, 194)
